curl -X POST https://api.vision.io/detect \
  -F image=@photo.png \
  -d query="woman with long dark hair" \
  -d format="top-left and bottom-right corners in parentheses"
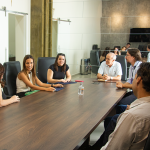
top-left (100, 47), bottom-right (110, 63)
top-left (0, 63), bottom-right (20, 107)
top-left (47, 53), bottom-right (71, 83)
top-left (16, 55), bottom-right (63, 98)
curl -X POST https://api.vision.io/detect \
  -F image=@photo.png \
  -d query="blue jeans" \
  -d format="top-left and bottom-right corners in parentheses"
top-left (118, 91), bottom-right (136, 105)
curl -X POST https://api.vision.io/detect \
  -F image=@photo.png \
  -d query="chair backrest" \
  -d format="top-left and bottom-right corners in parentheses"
top-left (121, 51), bottom-right (127, 56)
top-left (144, 131), bottom-right (150, 150)
top-left (138, 45), bottom-right (148, 58)
top-left (37, 57), bottom-right (56, 83)
top-left (3, 61), bottom-right (21, 96)
top-left (116, 55), bottom-right (127, 81)
top-left (90, 50), bottom-right (100, 74)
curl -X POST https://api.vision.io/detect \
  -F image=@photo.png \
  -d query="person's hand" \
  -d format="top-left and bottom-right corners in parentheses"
top-left (53, 84), bottom-right (63, 88)
top-left (126, 105), bottom-right (130, 110)
top-left (103, 74), bottom-right (110, 80)
top-left (46, 87), bottom-right (56, 92)
top-left (116, 82), bottom-right (123, 88)
top-left (11, 95), bottom-right (20, 103)
top-left (65, 78), bottom-right (70, 82)
top-left (59, 79), bottom-right (67, 83)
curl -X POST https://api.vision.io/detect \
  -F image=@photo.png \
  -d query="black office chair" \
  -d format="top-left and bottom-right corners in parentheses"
top-left (138, 45), bottom-right (148, 58)
top-left (120, 51), bottom-right (127, 56)
top-left (3, 61), bottom-right (21, 97)
top-left (37, 57), bottom-right (56, 83)
top-left (116, 55), bottom-right (127, 81)
top-left (90, 50), bottom-right (100, 74)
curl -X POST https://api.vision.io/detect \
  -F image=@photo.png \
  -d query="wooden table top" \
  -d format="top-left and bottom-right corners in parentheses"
top-left (0, 78), bottom-right (126, 150)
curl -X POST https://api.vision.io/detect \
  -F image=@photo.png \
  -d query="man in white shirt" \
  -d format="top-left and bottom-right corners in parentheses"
top-left (97, 52), bottom-right (122, 81)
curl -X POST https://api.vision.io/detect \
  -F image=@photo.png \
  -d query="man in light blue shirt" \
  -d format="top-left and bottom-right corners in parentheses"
top-left (116, 48), bottom-right (142, 105)
top-left (147, 44), bottom-right (150, 62)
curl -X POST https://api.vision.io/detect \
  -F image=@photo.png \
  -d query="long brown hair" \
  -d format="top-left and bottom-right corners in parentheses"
top-left (21, 55), bottom-right (36, 85)
top-left (0, 63), bottom-right (5, 88)
top-left (54, 53), bottom-right (66, 72)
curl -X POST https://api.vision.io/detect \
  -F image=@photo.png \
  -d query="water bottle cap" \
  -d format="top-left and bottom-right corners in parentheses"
top-left (75, 80), bottom-right (84, 82)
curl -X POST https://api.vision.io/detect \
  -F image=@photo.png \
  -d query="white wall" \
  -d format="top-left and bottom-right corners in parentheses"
top-left (53, 0), bottom-right (102, 75)
top-left (0, 0), bottom-right (30, 63)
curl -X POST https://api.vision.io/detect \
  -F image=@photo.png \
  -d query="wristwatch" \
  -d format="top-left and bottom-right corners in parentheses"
top-left (110, 77), bottom-right (113, 80)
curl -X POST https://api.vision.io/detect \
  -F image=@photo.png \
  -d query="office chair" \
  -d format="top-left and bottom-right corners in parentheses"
top-left (120, 51), bottom-right (127, 56)
top-left (144, 131), bottom-right (150, 150)
top-left (90, 50), bottom-right (100, 74)
top-left (3, 61), bottom-right (21, 97)
top-left (37, 57), bottom-right (56, 83)
top-left (138, 45), bottom-right (148, 58)
top-left (116, 55), bottom-right (127, 81)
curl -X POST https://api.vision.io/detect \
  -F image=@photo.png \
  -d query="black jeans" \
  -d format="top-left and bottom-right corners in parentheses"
top-left (17, 91), bottom-right (30, 98)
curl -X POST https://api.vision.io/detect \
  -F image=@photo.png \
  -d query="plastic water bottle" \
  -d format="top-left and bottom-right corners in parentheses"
top-left (78, 82), bottom-right (84, 95)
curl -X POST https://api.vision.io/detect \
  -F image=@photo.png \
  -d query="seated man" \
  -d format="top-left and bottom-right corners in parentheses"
top-left (116, 48), bottom-right (142, 105)
top-left (125, 42), bottom-right (131, 51)
top-left (101, 62), bottom-right (150, 150)
top-left (89, 62), bottom-right (150, 150)
top-left (97, 52), bottom-right (122, 81)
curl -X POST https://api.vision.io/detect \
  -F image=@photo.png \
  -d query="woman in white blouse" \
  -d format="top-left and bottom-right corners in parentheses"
top-left (16, 55), bottom-right (63, 98)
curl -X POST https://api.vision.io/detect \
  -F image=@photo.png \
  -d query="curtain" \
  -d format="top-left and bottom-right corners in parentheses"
top-left (31, 0), bottom-right (53, 65)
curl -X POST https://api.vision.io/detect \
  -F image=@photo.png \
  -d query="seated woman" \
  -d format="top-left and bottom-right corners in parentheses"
top-left (16, 55), bottom-right (63, 98)
top-left (113, 47), bottom-right (120, 55)
top-left (0, 63), bottom-right (20, 107)
top-left (99, 47), bottom-right (110, 63)
top-left (121, 46), bottom-right (126, 51)
top-left (47, 53), bottom-right (71, 83)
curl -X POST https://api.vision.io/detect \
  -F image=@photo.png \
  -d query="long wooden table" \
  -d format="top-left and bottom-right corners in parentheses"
top-left (0, 78), bottom-right (126, 150)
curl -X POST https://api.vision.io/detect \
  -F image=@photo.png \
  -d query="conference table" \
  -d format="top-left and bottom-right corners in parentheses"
top-left (0, 78), bottom-right (126, 150)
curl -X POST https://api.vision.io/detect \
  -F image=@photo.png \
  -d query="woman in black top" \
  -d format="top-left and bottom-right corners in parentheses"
top-left (47, 53), bottom-right (71, 83)
top-left (0, 63), bottom-right (20, 107)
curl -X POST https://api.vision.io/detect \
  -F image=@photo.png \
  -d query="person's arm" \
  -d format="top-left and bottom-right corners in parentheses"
top-left (101, 112), bottom-right (136, 150)
top-left (65, 69), bottom-right (71, 82)
top-left (36, 77), bottom-right (63, 88)
top-left (0, 85), bottom-right (20, 107)
top-left (97, 63), bottom-right (104, 79)
top-left (18, 72), bottom-right (55, 92)
top-left (116, 81), bottom-right (132, 89)
top-left (97, 73), bottom-right (104, 79)
top-left (47, 69), bottom-right (66, 83)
